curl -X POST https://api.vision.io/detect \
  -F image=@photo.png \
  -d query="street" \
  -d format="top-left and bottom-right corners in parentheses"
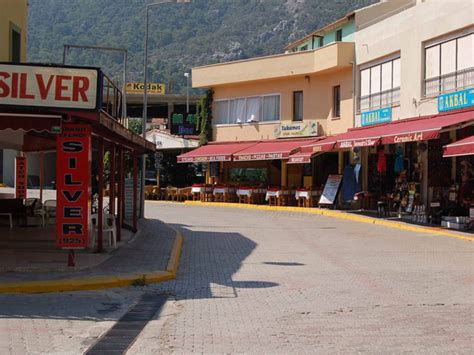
top-left (1, 202), bottom-right (473, 353)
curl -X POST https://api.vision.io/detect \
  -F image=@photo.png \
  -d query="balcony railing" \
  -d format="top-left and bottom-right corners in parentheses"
top-left (359, 87), bottom-right (400, 112)
top-left (102, 74), bottom-right (124, 124)
top-left (424, 67), bottom-right (474, 97)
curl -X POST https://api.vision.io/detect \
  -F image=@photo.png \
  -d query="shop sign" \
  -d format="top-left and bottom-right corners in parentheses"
top-left (15, 156), bottom-right (27, 199)
top-left (438, 88), bottom-right (474, 112)
top-left (319, 174), bottom-right (342, 205)
top-left (170, 113), bottom-right (199, 136)
top-left (274, 121), bottom-right (318, 138)
top-left (126, 82), bottom-right (165, 95)
top-left (56, 124), bottom-right (91, 249)
top-left (338, 138), bottom-right (378, 149)
top-left (124, 177), bottom-right (140, 223)
top-left (178, 155), bottom-right (230, 163)
top-left (361, 108), bottom-right (392, 126)
top-left (234, 153), bottom-right (284, 161)
top-left (288, 155), bottom-right (310, 164)
top-left (389, 132), bottom-right (429, 144)
top-left (0, 64), bottom-right (99, 110)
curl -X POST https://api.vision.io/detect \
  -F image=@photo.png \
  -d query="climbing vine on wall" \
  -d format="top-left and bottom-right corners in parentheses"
top-left (196, 89), bottom-right (214, 145)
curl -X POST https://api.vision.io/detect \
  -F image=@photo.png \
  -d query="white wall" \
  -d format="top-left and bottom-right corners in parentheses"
top-left (355, 0), bottom-right (473, 126)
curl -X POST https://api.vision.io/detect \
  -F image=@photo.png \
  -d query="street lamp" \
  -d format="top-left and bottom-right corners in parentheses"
top-left (184, 72), bottom-right (190, 113)
top-left (141, 0), bottom-right (192, 218)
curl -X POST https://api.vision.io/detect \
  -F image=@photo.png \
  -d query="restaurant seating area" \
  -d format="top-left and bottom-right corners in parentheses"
top-left (145, 184), bottom-right (323, 208)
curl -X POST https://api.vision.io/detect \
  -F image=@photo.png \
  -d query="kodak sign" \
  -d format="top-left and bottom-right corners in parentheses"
top-left (0, 64), bottom-right (99, 110)
top-left (56, 124), bottom-right (91, 249)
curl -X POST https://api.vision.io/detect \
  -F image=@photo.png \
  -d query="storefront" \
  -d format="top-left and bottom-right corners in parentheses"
top-left (0, 63), bottom-right (155, 264)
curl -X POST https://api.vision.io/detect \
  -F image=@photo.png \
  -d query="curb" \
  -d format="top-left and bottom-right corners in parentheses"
top-left (0, 223), bottom-right (184, 294)
top-left (178, 200), bottom-right (474, 243)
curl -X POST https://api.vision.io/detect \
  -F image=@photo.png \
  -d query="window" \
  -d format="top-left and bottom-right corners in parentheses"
top-left (300, 44), bottom-right (308, 51)
top-left (424, 33), bottom-right (474, 96)
top-left (336, 29), bottom-right (343, 42)
top-left (318, 36), bottom-right (324, 47)
top-left (293, 91), bottom-right (303, 121)
top-left (10, 27), bottom-right (21, 63)
top-left (359, 57), bottom-right (401, 111)
top-left (214, 95), bottom-right (280, 125)
top-left (333, 86), bottom-right (341, 118)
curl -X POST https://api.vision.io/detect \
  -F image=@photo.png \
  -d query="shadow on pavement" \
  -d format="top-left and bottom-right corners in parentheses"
top-left (161, 223), bottom-right (279, 300)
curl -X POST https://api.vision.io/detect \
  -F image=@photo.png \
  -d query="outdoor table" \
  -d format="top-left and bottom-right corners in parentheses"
top-left (237, 187), bottom-right (265, 204)
top-left (266, 189), bottom-right (291, 206)
top-left (295, 190), bottom-right (320, 207)
top-left (213, 187), bottom-right (236, 202)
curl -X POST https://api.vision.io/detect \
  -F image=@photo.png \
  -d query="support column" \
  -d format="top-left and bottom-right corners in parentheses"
top-left (133, 155), bottom-right (138, 231)
top-left (97, 138), bottom-right (104, 253)
top-left (117, 146), bottom-right (124, 242)
top-left (205, 162), bottom-right (211, 184)
top-left (39, 152), bottom-right (44, 203)
top-left (110, 144), bottom-right (116, 217)
top-left (281, 160), bottom-right (288, 187)
top-left (450, 130), bottom-right (456, 181)
top-left (362, 147), bottom-right (369, 191)
top-left (338, 151), bottom-right (344, 175)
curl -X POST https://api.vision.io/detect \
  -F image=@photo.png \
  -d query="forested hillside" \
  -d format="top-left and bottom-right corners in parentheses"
top-left (28, 0), bottom-right (377, 94)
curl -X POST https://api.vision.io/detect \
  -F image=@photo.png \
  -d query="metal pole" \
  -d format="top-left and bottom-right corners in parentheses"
top-left (123, 51), bottom-right (128, 125)
top-left (140, 6), bottom-right (150, 219)
top-left (97, 138), bottom-right (104, 253)
top-left (185, 73), bottom-right (190, 113)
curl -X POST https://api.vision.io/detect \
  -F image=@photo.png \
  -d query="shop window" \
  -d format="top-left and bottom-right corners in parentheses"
top-left (228, 168), bottom-right (267, 184)
top-left (11, 27), bottom-right (21, 63)
top-left (214, 95), bottom-right (280, 125)
top-left (333, 86), bottom-right (341, 118)
top-left (359, 57), bottom-right (401, 112)
top-left (336, 29), bottom-right (343, 42)
top-left (293, 91), bottom-right (303, 121)
top-left (424, 32), bottom-right (474, 97)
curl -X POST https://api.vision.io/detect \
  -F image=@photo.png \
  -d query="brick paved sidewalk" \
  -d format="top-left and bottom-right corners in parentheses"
top-left (0, 218), bottom-right (176, 283)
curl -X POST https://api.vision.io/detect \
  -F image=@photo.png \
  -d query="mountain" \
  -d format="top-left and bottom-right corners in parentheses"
top-left (27, 0), bottom-right (377, 94)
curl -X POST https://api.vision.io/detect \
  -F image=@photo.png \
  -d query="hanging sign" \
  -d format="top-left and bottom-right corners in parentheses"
top-left (438, 88), bottom-right (474, 112)
top-left (0, 64), bottom-right (99, 110)
top-left (56, 124), bottom-right (91, 249)
top-left (170, 112), bottom-right (199, 136)
top-left (319, 174), bottom-right (342, 205)
top-left (361, 108), bottom-right (392, 126)
top-left (274, 120), bottom-right (319, 138)
top-left (15, 156), bottom-right (27, 199)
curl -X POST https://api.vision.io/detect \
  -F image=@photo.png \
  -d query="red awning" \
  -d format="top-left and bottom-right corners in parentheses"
top-left (380, 109), bottom-right (474, 144)
top-left (177, 141), bottom-right (259, 163)
top-left (287, 144), bottom-right (321, 164)
top-left (443, 136), bottom-right (474, 157)
top-left (335, 109), bottom-right (474, 148)
top-left (233, 138), bottom-right (319, 161)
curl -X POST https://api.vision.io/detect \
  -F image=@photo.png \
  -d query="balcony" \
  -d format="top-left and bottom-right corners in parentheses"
top-left (359, 87), bottom-right (400, 112)
top-left (424, 67), bottom-right (474, 97)
top-left (192, 42), bottom-right (354, 88)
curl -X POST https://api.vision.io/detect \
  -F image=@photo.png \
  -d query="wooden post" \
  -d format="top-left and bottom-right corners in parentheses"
top-left (281, 160), bottom-right (288, 187)
top-left (110, 144), bottom-right (116, 217)
top-left (97, 138), bottom-right (104, 253)
top-left (132, 155), bottom-right (138, 231)
top-left (117, 146), bottom-right (125, 242)
top-left (39, 152), bottom-right (44, 203)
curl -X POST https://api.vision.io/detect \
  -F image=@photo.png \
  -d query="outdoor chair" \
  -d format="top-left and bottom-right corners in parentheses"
top-left (43, 199), bottom-right (57, 225)
top-left (90, 213), bottom-right (117, 249)
top-left (177, 187), bottom-right (192, 201)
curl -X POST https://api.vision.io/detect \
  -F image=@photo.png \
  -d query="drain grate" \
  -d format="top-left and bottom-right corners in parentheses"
top-left (86, 294), bottom-right (168, 354)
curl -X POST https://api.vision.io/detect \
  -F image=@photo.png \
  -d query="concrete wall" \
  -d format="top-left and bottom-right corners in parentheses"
top-left (211, 66), bottom-right (354, 141)
top-left (193, 42), bottom-right (354, 88)
top-left (0, 0), bottom-right (28, 62)
top-left (355, 0), bottom-right (473, 125)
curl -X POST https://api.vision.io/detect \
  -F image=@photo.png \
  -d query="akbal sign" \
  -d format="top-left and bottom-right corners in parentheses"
top-left (0, 64), bottom-right (99, 110)
top-left (56, 124), bottom-right (91, 249)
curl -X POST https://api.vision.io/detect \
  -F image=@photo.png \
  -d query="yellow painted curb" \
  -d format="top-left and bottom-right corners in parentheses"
top-left (181, 200), bottom-right (474, 243)
top-left (0, 222), bottom-right (184, 294)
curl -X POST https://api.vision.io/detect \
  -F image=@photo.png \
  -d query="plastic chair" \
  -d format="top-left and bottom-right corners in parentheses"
top-left (90, 213), bottom-right (117, 249)
top-left (43, 199), bottom-right (56, 224)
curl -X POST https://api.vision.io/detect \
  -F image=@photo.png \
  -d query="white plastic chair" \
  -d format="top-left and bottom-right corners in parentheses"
top-left (43, 199), bottom-right (57, 224)
top-left (90, 213), bottom-right (117, 249)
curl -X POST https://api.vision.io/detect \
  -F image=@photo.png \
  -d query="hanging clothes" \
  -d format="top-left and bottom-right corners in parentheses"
top-left (394, 146), bottom-right (405, 173)
top-left (354, 163), bottom-right (362, 193)
top-left (377, 149), bottom-right (387, 174)
top-left (342, 165), bottom-right (356, 202)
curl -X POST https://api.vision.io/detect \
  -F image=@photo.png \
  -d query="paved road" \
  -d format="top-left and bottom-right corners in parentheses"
top-left (1, 202), bottom-right (473, 353)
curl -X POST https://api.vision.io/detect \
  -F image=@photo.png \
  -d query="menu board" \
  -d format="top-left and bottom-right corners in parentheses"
top-left (319, 175), bottom-right (342, 205)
